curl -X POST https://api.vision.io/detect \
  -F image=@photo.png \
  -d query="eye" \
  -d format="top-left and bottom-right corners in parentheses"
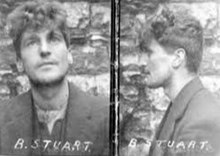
top-left (50, 35), bottom-right (61, 42)
top-left (140, 44), bottom-right (153, 56)
top-left (25, 40), bottom-right (38, 47)
top-left (48, 31), bottom-right (63, 43)
top-left (146, 50), bottom-right (153, 56)
top-left (141, 49), bottom-right (152, 57)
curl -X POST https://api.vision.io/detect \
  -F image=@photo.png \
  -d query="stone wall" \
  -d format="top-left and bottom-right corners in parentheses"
top-left (120, 0), bottom-right (220, 156)
top-left (0, 0), bottom-right (111, 100)
top-left (1, 0), bottom-right (220, 155)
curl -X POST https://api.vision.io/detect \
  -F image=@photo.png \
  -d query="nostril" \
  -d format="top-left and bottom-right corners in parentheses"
top-left (40, 50), bottom-right (51, 57)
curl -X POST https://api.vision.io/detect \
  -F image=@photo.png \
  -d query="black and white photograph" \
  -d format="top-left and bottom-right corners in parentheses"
top-left (0, 0), bottom-right (111, 155)
top-left (1, 0), bottom-right (220, 156)
top-left (120, 0), bottom-right (220, 156)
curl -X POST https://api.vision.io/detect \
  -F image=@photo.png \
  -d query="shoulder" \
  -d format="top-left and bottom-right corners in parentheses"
top-left (186, 88), bottom-right (220, 121)
top-left (179, 86), bottom-right (220, 128)
top-left (68, 82), bottom-right (109, 119)
top-left (67, 83), bottom-right (109, 153)
top-left (68, 82), bottom-right (109, 107)
top-left (176, 88), bottom-right (220, 152)
top-left (1, 91), bottom-right (32, 124)
top-left (0, 99), bottom-right (9, 126)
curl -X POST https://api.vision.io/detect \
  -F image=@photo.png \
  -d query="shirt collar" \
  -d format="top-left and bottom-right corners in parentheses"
top-left (35, 103), bottom-right (67, 124)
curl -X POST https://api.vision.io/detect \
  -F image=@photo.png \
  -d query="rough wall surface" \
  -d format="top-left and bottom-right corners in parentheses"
top-left (1, 0), bottom-right (220, 155)
top-left (0, 0), bottom-right (111, 99)
top-left (120, 0), bottom-right (220, 155)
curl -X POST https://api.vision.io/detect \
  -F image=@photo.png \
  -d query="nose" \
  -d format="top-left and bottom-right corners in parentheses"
top-left (138, 54), bottom-right (148, 72)
top-left (40, 40), bottom-right (51, 57)
top-left (138, 54), bottom-right (148, 66)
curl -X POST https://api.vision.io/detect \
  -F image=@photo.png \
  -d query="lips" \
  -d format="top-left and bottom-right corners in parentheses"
top-left (38, 61), bottom-right (58, 68)
top-left (143, 71), bottom-right (150, 76)
top-left (140, 71), bottom-right (150, 81)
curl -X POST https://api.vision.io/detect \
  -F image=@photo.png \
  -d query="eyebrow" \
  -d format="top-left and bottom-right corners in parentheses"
top-left (139, 42), bottom-right (153, 54)
top-left (48, 30), bottom-right (63, 39)
top-left (22, 33), bottom-right (39, 44)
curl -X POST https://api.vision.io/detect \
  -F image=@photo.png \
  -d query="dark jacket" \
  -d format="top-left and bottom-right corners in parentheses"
top-left (0, 82), bottom-right (109, 156)
top-left (149, 77), bottom-right (220, 156)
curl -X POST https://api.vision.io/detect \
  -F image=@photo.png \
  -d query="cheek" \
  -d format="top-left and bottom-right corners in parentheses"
top-left (21, 53), bottom-right (36, 69)
top-left (21, 44), bottom-right (40, 56)
top-left (20, 48), bottom-right (39, 64)
top-left (56, 50), bottom-right (69, 67)
top-left (60, 51), bottom-right (69, 63)
top-left (149, 56), bottom-right (171, 72)
top-left (53, 44), bottom-right (68, 56)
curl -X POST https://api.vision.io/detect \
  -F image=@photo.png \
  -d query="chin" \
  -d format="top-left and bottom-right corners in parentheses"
top-left (28, 72), bottom-right (67, 87)
top-left (30, 76), bottom-right (66, 87)
top-left (28, 68), bottom-right (69, 86)
top-left (147, 85), bottom-right (160, 89)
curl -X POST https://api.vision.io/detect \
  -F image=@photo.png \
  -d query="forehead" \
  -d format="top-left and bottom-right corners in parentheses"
top-left (140, 38), bottom-right (164, 53)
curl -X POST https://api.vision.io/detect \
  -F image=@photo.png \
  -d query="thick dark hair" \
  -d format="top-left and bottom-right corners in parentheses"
top-left (7, 1), bottom-right (70, 58)
top-left (139, 8), bottom-right (203, 73)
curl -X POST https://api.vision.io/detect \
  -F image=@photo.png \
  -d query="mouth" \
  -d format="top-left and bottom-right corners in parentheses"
top-left (140, 71), bottom-right (150, 82)
top-left (143, 71), bottom-right (150, 76)
top-left (38, 61), bottom-right (58, 68)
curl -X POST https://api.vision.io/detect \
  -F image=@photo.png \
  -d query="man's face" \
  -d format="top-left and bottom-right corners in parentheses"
top-left (140, 39), bottom-right (174, 88)
top-left (19, 28), bottom-right (70, 86)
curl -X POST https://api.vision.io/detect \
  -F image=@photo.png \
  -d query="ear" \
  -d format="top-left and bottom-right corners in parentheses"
top-left (16, 60), bottom-right (24, 73)
top-left (67, 51), bottom-right (73, 64)
top-left (172, 48), bottom-right (186, 69)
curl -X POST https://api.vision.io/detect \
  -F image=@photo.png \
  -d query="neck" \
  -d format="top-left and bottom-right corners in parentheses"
top-left (31, 78), bottom-right (69, 111)
top-left (164, 72), bottom-right (197, 101)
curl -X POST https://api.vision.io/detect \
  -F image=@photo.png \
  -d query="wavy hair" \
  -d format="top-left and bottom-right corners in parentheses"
top-left (7, 1), bottom-right (70, 58)
top-left (139, 8), bottom-right (203, 73)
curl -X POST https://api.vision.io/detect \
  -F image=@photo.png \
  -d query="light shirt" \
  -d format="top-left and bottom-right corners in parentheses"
top-left (34, 103), bottom-right (67, 134)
